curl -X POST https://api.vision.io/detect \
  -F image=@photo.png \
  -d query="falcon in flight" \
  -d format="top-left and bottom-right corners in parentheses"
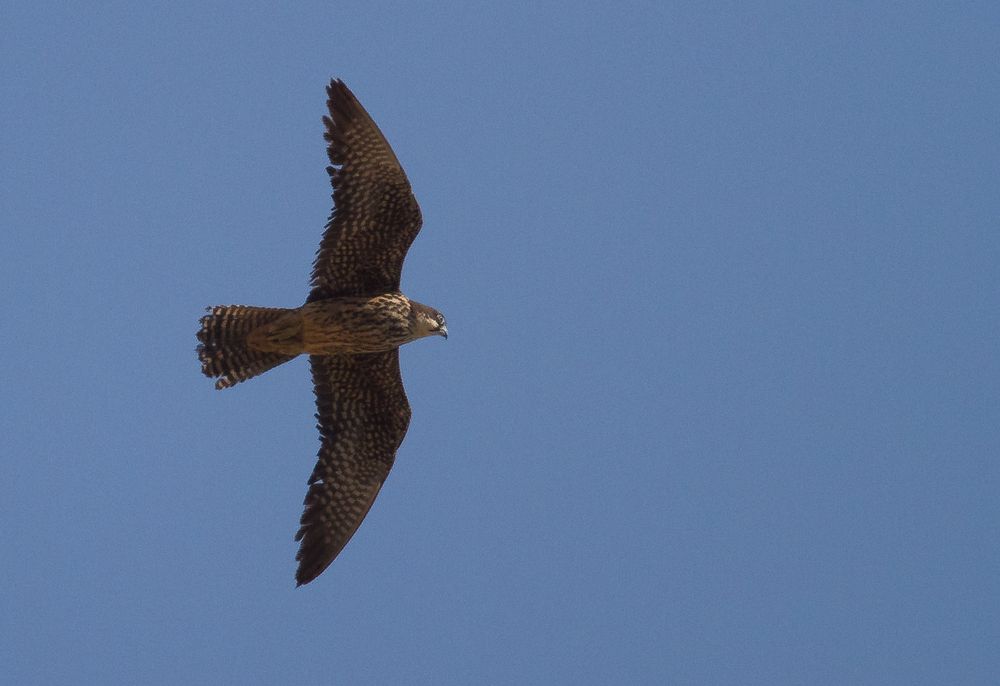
top-left (197, 79), bottom-right (447, 586)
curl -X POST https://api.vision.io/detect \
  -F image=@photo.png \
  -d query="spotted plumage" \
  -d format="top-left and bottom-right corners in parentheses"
top-left (197, 79), bottom-right (447, 586)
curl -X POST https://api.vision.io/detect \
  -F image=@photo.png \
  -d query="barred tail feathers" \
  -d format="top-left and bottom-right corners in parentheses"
top-left (197, 305), bottom-right (296, 389)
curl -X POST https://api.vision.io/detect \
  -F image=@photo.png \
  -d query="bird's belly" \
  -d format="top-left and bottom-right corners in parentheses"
top-left (301, 327), bottom-right (401, 354)
top-left (300, 299), bottom-right (411, 354)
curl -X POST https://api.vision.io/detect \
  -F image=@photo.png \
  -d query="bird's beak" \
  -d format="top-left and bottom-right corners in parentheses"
top-left (438, 325), bottom-right (448, 339)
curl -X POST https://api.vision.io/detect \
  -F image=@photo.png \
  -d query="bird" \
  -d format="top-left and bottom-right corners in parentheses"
top-left (197, 79), bottom-right (447, 586)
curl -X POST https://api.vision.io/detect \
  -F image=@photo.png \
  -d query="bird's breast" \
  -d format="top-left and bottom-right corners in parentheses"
top-left (299, 294), bottom-right (413, 354)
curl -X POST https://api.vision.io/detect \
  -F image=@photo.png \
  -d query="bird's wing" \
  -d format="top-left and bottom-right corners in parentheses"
top-left (307, 79), bottom-right (424, 301)
top-left (295, 351), bottom-right (412, 585)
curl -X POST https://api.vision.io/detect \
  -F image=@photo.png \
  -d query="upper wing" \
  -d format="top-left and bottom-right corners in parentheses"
top-left (307, 79), bottom-right (424, 301)
top-left (294, 351), bottom-right (412, 585)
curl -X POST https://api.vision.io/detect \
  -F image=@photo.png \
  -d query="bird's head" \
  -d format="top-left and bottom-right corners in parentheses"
top-left (410, 302), bottom-right (448, 340)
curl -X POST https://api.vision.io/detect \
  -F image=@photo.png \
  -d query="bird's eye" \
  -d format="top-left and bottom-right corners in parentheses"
top-left (436, 314), bottom-right (444, 323)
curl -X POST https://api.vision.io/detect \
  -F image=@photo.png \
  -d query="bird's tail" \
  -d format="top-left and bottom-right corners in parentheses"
top-left (197, 305), bottom-right (296, 389)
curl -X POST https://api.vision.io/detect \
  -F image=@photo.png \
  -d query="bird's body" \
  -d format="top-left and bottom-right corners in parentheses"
top-left (197, 79), bottom-right (447, 585)
top-left (244, 294), bottom-right (439, 356)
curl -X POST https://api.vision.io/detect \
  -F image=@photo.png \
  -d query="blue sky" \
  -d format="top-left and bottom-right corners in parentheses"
top-left (2, 3), bottom-right (998, 684)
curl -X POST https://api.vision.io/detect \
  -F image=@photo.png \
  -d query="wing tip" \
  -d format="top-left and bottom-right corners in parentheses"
top-left (294, 539), bottom-right (334, 587)
top-left (326, 78), bottom-right (360, 120)
top-left (294, 567), bottom-right (318, 587)
top-left (324, 78), bottom-right (361, 163)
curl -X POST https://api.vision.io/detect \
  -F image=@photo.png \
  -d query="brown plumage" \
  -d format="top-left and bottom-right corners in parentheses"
top-left (197, 79), bottom-right (447, 586)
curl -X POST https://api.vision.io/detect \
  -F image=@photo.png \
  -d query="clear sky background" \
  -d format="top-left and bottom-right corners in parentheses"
top-left (2, 3), bottom-right (998, 684)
